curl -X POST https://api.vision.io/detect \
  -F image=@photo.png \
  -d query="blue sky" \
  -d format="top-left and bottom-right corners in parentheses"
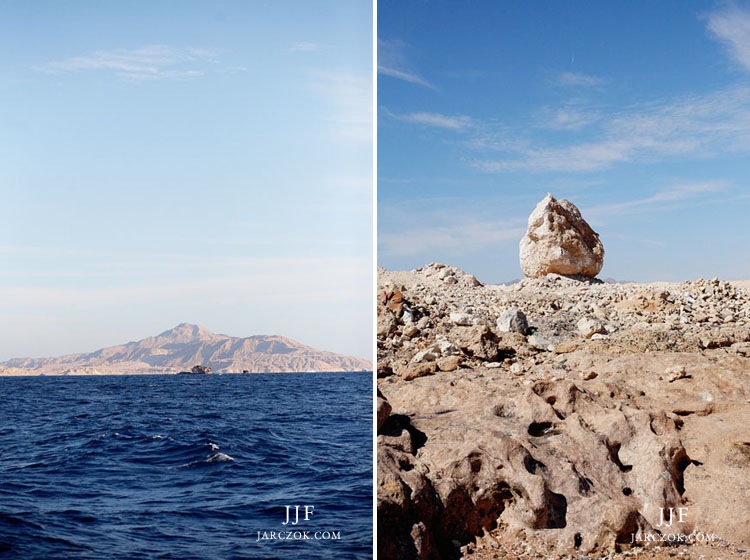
top-left (378, 0), bottom-right (750, 284)
top-left (0, 0), bottom-right (372, 362)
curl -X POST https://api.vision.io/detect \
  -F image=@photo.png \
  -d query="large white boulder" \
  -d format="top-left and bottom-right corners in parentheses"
top-left (519, 193), bottom-right (604, 278)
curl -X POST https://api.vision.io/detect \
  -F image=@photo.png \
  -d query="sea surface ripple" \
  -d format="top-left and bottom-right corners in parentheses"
top-left (0, 372), bottom-right (372, 559)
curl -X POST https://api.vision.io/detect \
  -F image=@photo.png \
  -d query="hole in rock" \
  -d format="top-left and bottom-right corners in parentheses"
top-left (676, 455), bottom-right (691, 472)
top-left (437, 484), bottom-right (512, 557)
top-left (574, 533), bottom-right (583, 548)
top-left (674, 450), bottom-right (691, 495)
top-left (546, 396), bottom-right (557, 405)
top-left (528, 421), bottom-right (554, 437)
top-left (398, 457), bottom-right (414, 472)
top-left (608, 442), bottom-right (633, 473)
top-left (622, 487), bottom-right (632, 496)
top-left (544, 491), bottom-right (567, 529)
top-left (382, 414), bottom-right (428, 454)
top-left (577, 476), bottom-right (592, 495)
top-left (523, 455), bottom-right (546, 474)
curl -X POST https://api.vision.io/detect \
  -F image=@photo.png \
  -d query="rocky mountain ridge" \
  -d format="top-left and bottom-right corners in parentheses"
top-left (1, 323), bottom-right (371, 375)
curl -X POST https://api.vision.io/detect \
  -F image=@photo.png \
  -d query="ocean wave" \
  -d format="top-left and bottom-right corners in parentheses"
top-left (0, 373), bottom-right (372, 559)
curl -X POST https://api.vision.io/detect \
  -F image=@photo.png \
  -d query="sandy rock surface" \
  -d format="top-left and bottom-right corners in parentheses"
top-left (377, 263), bottom-right (750, 560)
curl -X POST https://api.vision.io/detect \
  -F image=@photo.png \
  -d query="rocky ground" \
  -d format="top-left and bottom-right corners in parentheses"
top-left (377, 263), bottom-right (750, 560)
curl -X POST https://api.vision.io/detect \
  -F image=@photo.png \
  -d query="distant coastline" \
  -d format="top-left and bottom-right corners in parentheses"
top-left (0, 370), bottom-right (373, 377)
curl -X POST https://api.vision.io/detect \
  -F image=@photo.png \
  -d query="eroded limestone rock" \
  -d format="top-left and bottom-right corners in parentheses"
top-left (377, 265), bottom-right (750, 559)
top-left (378, 376), bottom-right (692, 558)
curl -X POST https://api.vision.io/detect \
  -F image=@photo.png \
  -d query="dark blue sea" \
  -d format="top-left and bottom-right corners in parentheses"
top-left (0, 372), bottom-right (372, 559)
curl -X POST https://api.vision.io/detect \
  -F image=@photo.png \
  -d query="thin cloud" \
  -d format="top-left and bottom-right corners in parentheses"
top-left (472, 85), bottom-right (750, 173)
top-left (377, 38), bottom-right (436, 89)
top-left (379, 219), bottom-right (525, 258)
top-left (377, 65), bottom-right (436, 89)
top-left (289, 41), bottom-right (323, 52)
top-left (39, 45), bottom-right (221, 80)
top-left (391, 111), bottom-right (474, 130)
top-left (308, 69), bottom-right (372, 142)
top-left (585, 181), bottom-right (727, 217)
top-left (535, 106), bottom-right (600, 131)
top-left (603, 232), bottom-right (666, 248)
top-left (474, 139), bottom-right (632, 173)
top-left (706, 3), bottom-right (750, 71)
top-left (555, 71), bottom-right (606, 87)
top-left (0, 255), bottom-right (371, 309)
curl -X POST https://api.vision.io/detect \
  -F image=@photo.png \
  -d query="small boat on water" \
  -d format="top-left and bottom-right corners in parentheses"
top-left (178, 365), bottom-right (213, 375)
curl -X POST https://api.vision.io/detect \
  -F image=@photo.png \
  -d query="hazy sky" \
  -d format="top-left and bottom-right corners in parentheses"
top-left (0, 0), bottom-right (372, 362)
top-left (378, 0), bottom-right (750, 284)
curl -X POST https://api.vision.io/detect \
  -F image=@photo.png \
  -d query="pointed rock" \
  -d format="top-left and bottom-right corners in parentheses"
top-left (519, 193), bottom-right (604, 278)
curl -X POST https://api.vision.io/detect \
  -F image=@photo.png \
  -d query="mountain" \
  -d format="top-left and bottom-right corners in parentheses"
top-left (1, 323), bottom-right (372, 375)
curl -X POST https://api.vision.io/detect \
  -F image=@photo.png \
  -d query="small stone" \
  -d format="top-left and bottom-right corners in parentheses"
top-left (527, 334), bottom-right (554, 351)
top-left (412, 348), bottom-right (439, 363)
top-left (553, 341), bottom-right (580, 354)
top-left (464, 275), bottom-right (482, 287)
top-left (450, 312), bottom-right (474, 326)
top-left (577, 317), bottom-right (606, 338)
top-left (665, 365), bottom-right (688, 382)
top-left (378, 288), bottom-right (405, 315)
top-left (402, 305), bottom-right (414, 323)
top-left (401, 362), bottom-right (437, 381)
top-left (496, 307), bottom-right (529, 334)
top-left (402, 324), bottom-right (419, 339)
top-left (485, 362), bottom-right (502, 369)
top-left (435, 338), bottom-right (459, 355)
top-left (377, 391), bottom-right (392, 433)
top-left (581, 371), bottom-right (598, 380)
top-left (437, 355), bottom-right (461, 372)
top-left (682, 293), bottom-right (697, 305)
top-left (731, 342), bottom-right (750, 357)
